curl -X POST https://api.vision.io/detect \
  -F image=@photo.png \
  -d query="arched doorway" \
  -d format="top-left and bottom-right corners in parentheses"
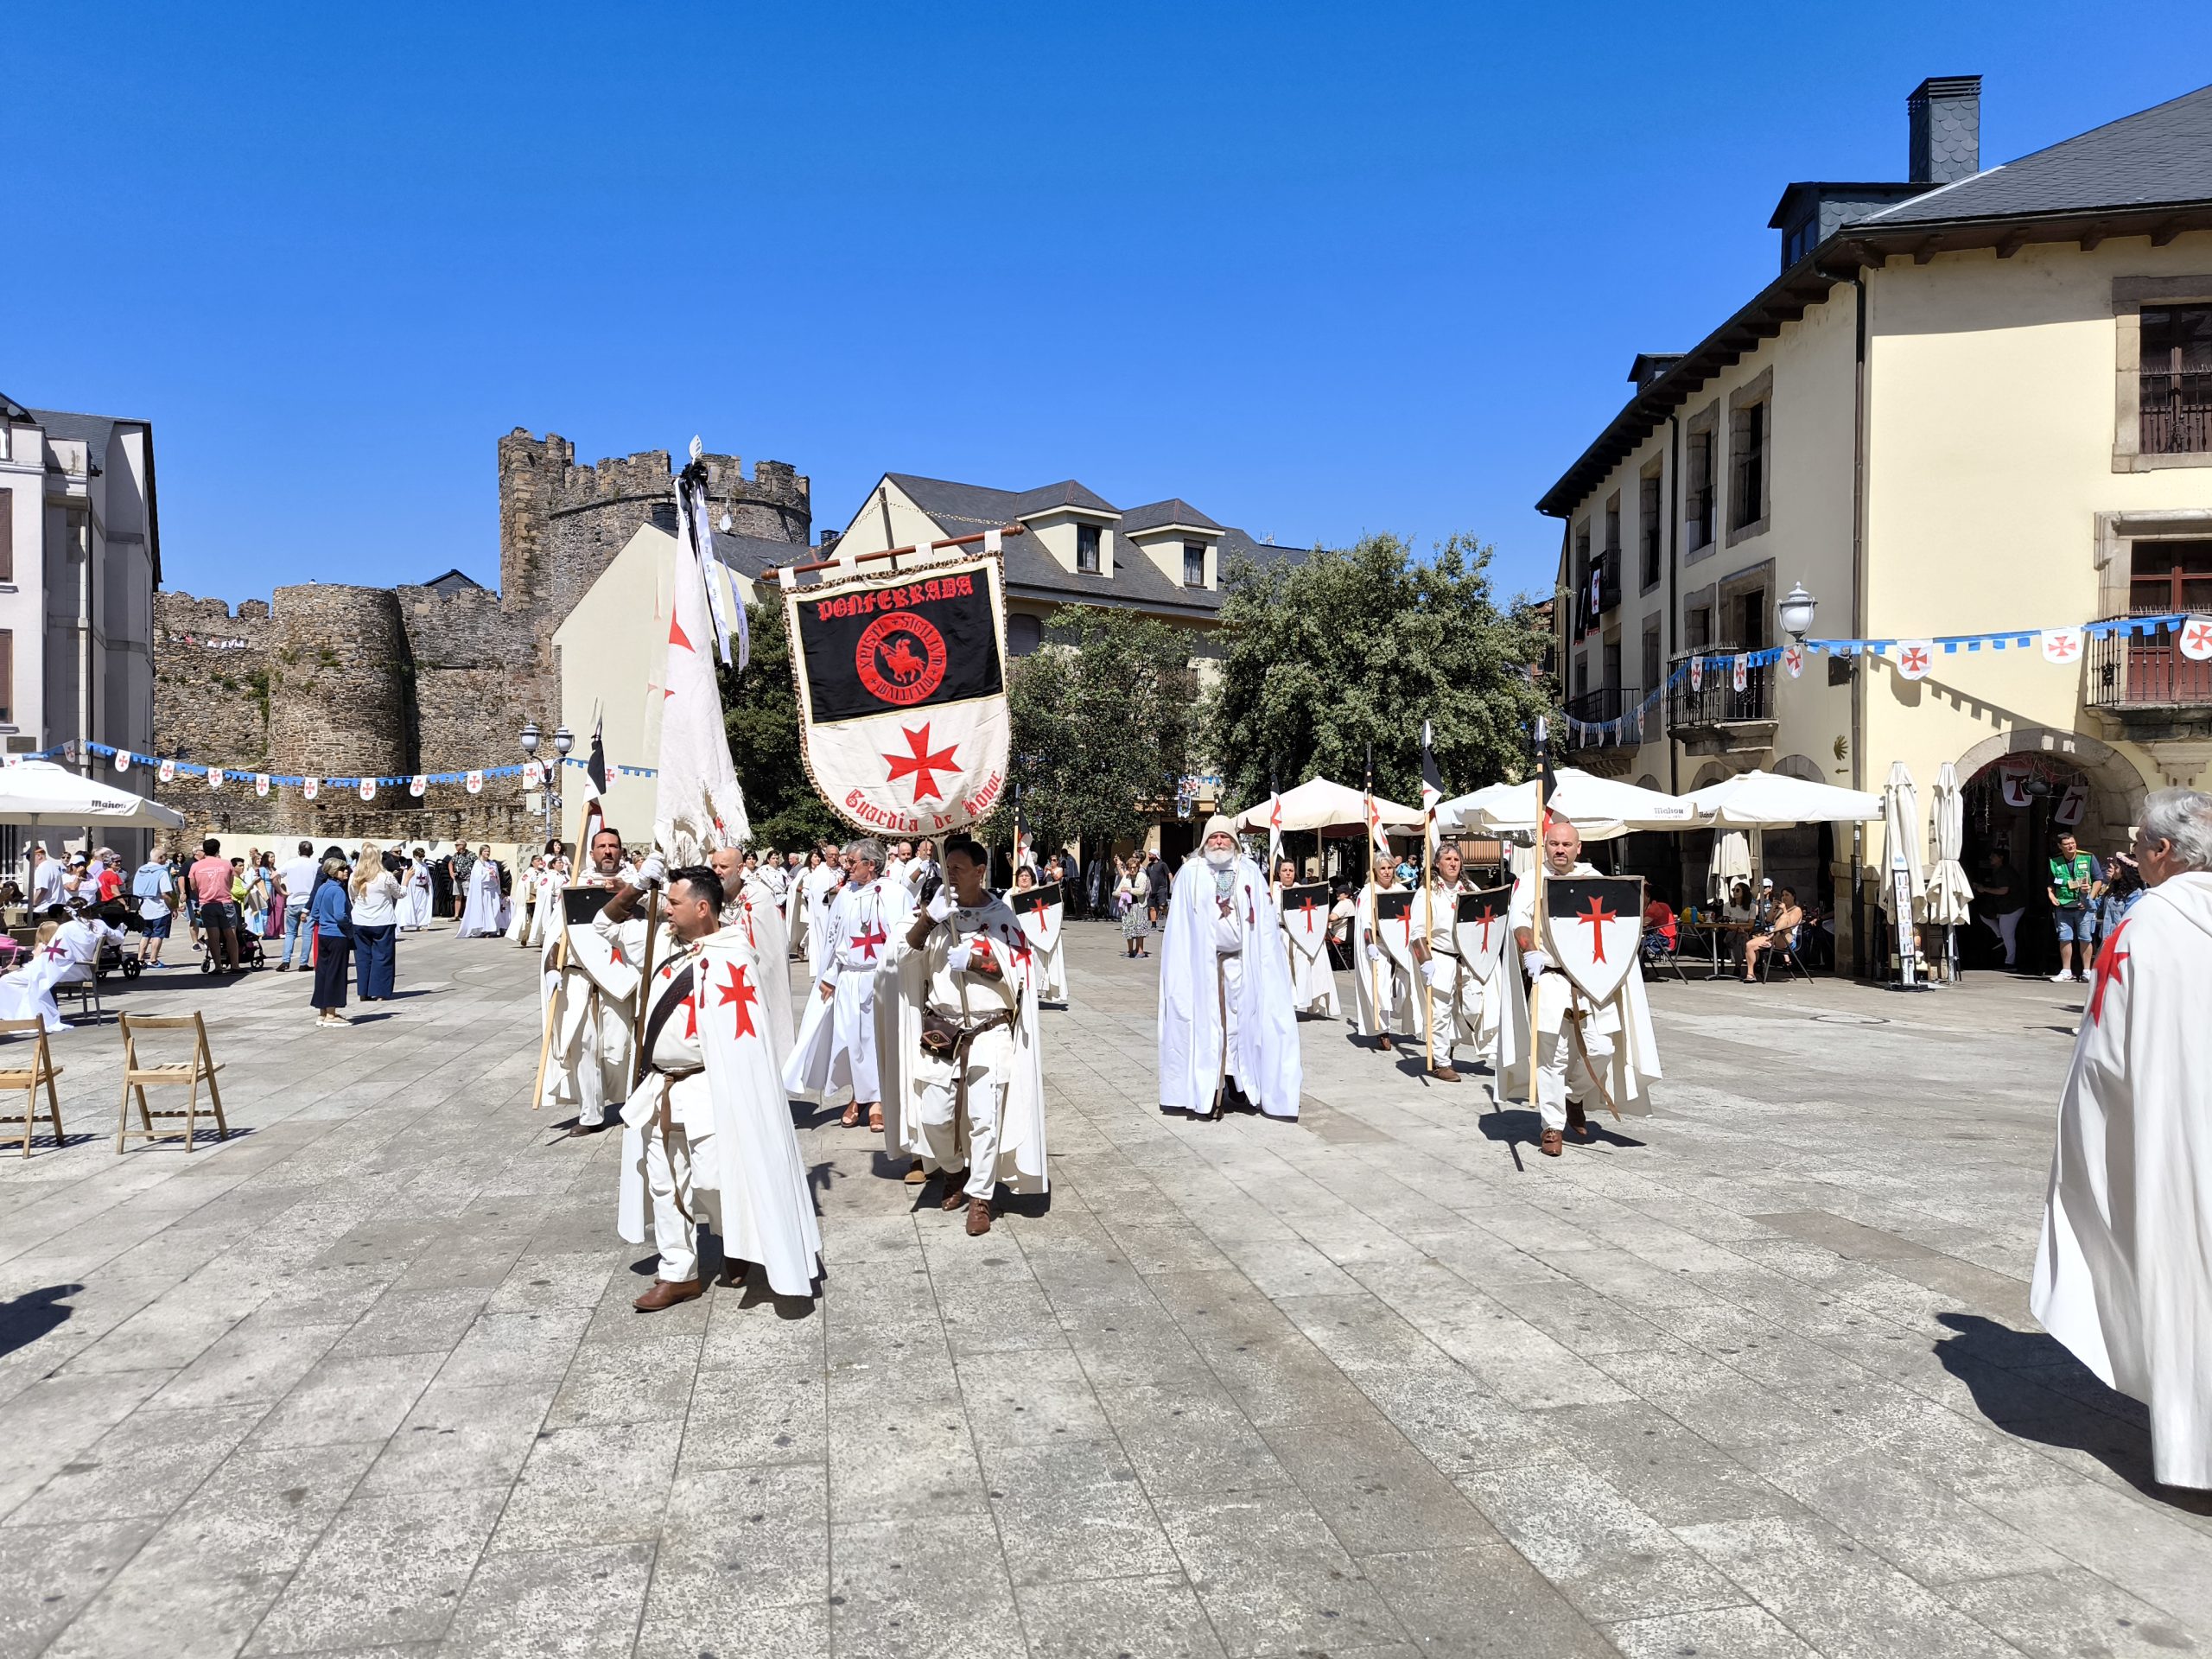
top-left (1953, 728), bottom-right (2148, 975)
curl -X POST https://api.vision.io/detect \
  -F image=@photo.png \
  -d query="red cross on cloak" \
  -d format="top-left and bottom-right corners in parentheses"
top-left (716, 962), bottom-right (760, 1040)
top-left (2088, 920), bottom-right (2130, 1026)
top-left (849, 922), bottom-right (887, 962)
top-left (681, 997), bottom-right (697, 1040)
top-left (1575, 894), bottom-right (1618, 963)
top-left (41, 942), bottom-right (68, 963)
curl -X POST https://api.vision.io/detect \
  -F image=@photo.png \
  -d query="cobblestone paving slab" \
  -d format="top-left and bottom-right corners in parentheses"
top-left (1, 921), bottom-right (2204, 1656)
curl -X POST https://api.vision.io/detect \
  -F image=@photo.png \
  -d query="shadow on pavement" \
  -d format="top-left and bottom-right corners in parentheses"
top-left (0, 1284), bottom-right (79, 1361)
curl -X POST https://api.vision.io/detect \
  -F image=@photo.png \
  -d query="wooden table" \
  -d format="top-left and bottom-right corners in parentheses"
top-left (1676, 918), bottom-right (1762, 978)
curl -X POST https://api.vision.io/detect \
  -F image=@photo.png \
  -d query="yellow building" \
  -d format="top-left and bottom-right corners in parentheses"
top-left (1540, 75), bottom-right (2212, 972)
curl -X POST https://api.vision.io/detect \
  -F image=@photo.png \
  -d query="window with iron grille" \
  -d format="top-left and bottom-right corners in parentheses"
top-left (1642, 621), bottom-right (1662, 699)
top-left (1638, 471), bottom-right (1662, 590)
top-left (1573, 522), bottom-right (1592, 630)
top-left (1077, 523), bottom-right (1101, 573)
top-left (1730, 400), bottom-right (1767, 531)
top-left (2141, 306), bottom-right (2212, 454)
top-left (1686, 430), bottom-right (1714, 550)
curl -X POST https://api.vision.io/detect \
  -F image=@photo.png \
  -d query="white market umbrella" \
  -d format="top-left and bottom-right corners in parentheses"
top-left (1708, 830), bottom-right (1753, 902)
top-left (1879, 761), bottom-right (1926, 919)
top-left (1926, 763), bottom-right (1973, 983)
top-left (1437, 767), bottom-right (1699, 842)
top-left (1231, 777), bottom-right (1422, 836)
top-left (0, 760), bottom-right (186, 830)
top-left (1684, 770), bottom-right (1884, 827)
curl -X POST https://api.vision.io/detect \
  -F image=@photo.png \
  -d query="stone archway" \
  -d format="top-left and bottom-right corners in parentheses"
top-left (1952, 726), bottom-right (2150, 854)
top-left (1775, 753), bottom-right (1824, 782)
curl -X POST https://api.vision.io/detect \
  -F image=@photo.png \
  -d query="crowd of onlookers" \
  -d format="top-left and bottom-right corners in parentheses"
top-left (1968, 828), bottom-right (2143, 982)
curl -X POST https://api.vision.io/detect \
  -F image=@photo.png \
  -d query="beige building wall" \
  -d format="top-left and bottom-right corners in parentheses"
top-left (828, 479), bottom-right (949, 564)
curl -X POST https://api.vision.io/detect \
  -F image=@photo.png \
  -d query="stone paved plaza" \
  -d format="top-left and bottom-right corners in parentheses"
top-left (0, 918), bottom-right (2205, 1658)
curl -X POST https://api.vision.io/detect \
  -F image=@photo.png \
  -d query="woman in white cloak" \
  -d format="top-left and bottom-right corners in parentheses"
top-left (397, 850), bottom-right (435, 931)
top-left (457, 848), bottom-right (505, 938)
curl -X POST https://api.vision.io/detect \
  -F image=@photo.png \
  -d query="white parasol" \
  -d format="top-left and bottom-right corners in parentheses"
top-left (1708, 830), bottom-right (1754, 902)
top-left (1231, 778), bottom-right (1421, 836)
top-left (0, 760), bottom-right (186, 830)
top-left (1683, 769), bottom-right (1884, 826)
top-left (1438, 767), bottom-right (1698, 841)
top-left (1879, 761), bottom-right (1926, 918)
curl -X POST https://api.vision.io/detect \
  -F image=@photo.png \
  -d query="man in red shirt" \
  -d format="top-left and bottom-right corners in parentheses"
top-left (188, 836), bottom-right (240, 972)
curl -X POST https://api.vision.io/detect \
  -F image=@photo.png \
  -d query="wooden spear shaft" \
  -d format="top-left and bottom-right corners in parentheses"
top-left (529, 926), bottom-right (569, 1111)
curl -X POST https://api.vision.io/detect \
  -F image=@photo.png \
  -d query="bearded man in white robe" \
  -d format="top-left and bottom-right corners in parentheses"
top-left (887, 833), bottom-right (1049, 1236)
top-left (542, 826), bottom-right (658, 1139)
top-left (1510, 817), bottom-right (1661, 1157)
top-left (784, 836), bottom-right (913, 1132)
top-left (607, 861), bottom-right (822, 1310)
top-left (1351, 863), bottom-right (1421, 1051)
top-left (1158, 815), bottom-right (1301, 1120)
top-left (2033, 788), bottom-right (2212, 1490)
top-left (709, 844), bottom-right (796, 1074)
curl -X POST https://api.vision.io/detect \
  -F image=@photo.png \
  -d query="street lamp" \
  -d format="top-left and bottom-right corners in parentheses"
top-left (1778, 582), bottom-right (1818, 644)
top-left (518, 721), bottom-right (571, 849)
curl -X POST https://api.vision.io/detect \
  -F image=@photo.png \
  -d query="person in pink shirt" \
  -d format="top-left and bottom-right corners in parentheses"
top-left (187, 837), bottom-right (241, 972)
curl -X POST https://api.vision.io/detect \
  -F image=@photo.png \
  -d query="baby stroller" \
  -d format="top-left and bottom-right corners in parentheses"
top-left (198, 919), bottom-right (267, 973)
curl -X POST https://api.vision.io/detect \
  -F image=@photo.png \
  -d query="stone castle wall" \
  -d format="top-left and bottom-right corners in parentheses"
top-left (150, 429), bottom-right (809, 847)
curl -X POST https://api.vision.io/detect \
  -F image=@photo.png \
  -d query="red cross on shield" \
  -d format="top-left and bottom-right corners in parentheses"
top-left (1539, 875), bottom-right (1644, 1004)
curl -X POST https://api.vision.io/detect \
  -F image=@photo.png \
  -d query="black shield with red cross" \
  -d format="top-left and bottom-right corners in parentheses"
top-left (1279, 881), bottom-right (1330, 958)
top-left (1374, 888), bottom-right (1419, 974)
top-left (1541, 876), bottom-right (1645, 1004)
top-left (1011, 880), bottom-right (1063, 953)
top-left (1452, 885), bottom-right (1513, 984)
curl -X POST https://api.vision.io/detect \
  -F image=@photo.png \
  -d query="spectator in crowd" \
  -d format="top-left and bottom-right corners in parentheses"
top-left (2096, 851), bottom-right (2146, 938)
top-left (276, 840), bottom-right (320, 971)
top-left (1144, 851), bottom-right (1168, 930)
top-left (1972, 845), bottom-right (2027, 968)
top-left (1641, 894), bottom-right (1676, 961)
top-left (25, 843), bottom-right (64, 912)
top-left (131, 848), bottom-right (178, 968)
top-left (1742, 886), bottom-right (1804, 982)
top-left (188, 837), bottom-right (243, 972)
top-left (1326, 881), bottom-right (1358, 970)
top-left (94, 850), bottom-right (124, 905)
top-left (351, 842), bottom-right (404, 1001)
top-left (1116, 855), bottom-right (1150, 957)
top-left (309, 853), bottom-right (355, 1027)
top-left (2046, 830), bottom-right (2102, 983)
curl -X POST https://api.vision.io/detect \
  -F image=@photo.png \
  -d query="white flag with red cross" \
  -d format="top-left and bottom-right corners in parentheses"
top-left (1896, 640), bottom-right (1936, 681)
top-left (2042, 628), bottom-right (2082, 665)
top-left (2179, 617), bottom-right (2212, 663)
top-left (655, 494), bottom-right (753, 861)
top-left (1280, 881), bottom-right (1330, 963)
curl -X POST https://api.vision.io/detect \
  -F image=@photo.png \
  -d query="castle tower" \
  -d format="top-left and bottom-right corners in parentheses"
top-left (266, 582), bottom-right (413, 787)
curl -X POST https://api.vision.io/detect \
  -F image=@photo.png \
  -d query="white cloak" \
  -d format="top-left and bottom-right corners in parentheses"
top-left (538, 903), bottom-right (659, 1119)
top-left (1015, 893), bottom-right (1070, 1007)
top-left (803, 866), bottom-right (844, 982)
top-left (457, 860), bottom-right (505, 938)
top-left (728, 875), bottom-right (797, 1073)
top-left (1157, 854), bottom-right (1302, 1118)
top-left (1502, 864), bottom-right (1662, 1114)
top-left (883, 896), bottom-right (1050, 1193)
top-left (783, 877), bottom-right (913, 1105)
top-left (1281, 891), bottom-right (1341, 1019)
top-left (0, 920), bottom-right (120, 1033)
top-left (616, 932), bottom-right (823, 1298)
top-left (2032, 870), bottom-right (2212, 1489)
top-left (1351, 884), bottom-right (1421, 1039)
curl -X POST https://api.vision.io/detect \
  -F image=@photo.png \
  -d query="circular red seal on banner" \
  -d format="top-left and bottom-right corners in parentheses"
top-left (856, 612), bottom-right (947, 706)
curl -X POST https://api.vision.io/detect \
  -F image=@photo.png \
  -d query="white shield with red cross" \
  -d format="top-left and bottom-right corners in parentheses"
top-left (1540, 876), bottom-right (1645, 1005)
top-left (1373, 887), bottom-right (1420, 976)
top-left (1011, 881), bottom-right (1063, 955)
top-left (1280, 881), bottom-right (1330, 963)
top-left (1452, 885), bottom-right (1513, 984)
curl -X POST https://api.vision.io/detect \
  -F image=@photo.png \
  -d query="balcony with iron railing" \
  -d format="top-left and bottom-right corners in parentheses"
top-left (1667, 649), bottom-right (1777, 755)
top-left (2087, 619), bottom-right (2212, 733)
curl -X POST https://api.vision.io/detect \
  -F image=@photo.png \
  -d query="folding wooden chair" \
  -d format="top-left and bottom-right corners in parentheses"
top-left (0, 1017), bottom-right (64, 1156)
top-left (116, 1011), bottom-right (228, 1153)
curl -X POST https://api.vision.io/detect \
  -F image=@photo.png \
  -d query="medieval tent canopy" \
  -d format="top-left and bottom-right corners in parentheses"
top-left (1438, 768), bottom-right (1696, 841)
top-left (1230, 778), bottom-right (1422, 836)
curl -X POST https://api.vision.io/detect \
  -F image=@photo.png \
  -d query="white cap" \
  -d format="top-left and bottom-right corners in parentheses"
top-left (1202, 813), bottom-right (1237, 846)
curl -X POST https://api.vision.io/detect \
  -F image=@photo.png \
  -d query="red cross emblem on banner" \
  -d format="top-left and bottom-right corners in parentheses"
top-left (2045, 632), bottom-right (2078, 661)
top-left (717, 962), bottom-right (760, 1040)
top-left (2184, 621), bottom-right (2212, 658)
top-left (1576, 895), bottom-right (1617, 963)
top-left (883, 723), bottom-right (958, 804)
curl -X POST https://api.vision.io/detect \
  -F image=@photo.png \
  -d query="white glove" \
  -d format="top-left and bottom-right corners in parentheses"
top-left (1421, 959), bottom-right (1440, 987)
top-left (927, 887), bottom-right (955, 923)
top-left (945, 941), bottom-right (973, 975)
top-left (1522, 948), bottom-right (1552, 978)
top-left (1364, 942), bottom-right (1382, 964)
top-left (632, 852), bottom-right (667, 891)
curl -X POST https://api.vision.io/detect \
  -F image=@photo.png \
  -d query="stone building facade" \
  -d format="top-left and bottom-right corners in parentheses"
top-left (151, 430), bottom-right (809, 846)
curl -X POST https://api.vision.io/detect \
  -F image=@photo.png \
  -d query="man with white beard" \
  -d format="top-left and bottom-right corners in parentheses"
top-left (2033, 789), bottom-right (2212, 1491)
top-left (784, 836), bottom-right (912, 1133)
top-left (1157, 816), bottom-right (1301, 1121)
top-left (708, 843), bottom-right (795, 1073)
top-left (541, 826), bottom-right (657, 1138)
top-left (1510, 817), bottom-right (1661, 1156)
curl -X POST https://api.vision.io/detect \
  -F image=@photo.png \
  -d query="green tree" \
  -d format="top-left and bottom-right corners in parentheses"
top-left (1004, 605), bottom-right (1198, 860)
top-left (720, 599), bottom-right (844, 852)
top-left (1207, 532), bottom-right (1553, 810)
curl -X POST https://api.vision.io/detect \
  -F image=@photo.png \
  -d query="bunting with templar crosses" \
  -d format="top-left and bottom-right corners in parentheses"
top-left (1373, 888), bottom-right (1420, 976)
top-left (783, 551), bottom-right (1010, 837)
top-left (2179, 616), bottom-right (2212, 663)
top-left (1279, 881), bottom-right (1331, 965)
top-left (1539, 875), bottom-right (1645, 1005)
top-left (1011, 880), bottom-right (1064, 957)
top-left (1452, 885), bottom-right (1514, 985)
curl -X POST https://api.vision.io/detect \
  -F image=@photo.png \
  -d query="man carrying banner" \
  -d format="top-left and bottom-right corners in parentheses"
top-left (540, 823), bottom-right (658, 1137)
top-left (1010, 868), bottom-right (1070, 1007)
top-left (2032, 789), bottom-right (2212, 1490)
top-left (784, 836), bottom-right (913, 1132)
top-left (1276, 862), bottom-right (1340, 1018)
top-left (1411, 841), bottom-right (1505, 1083)
top-left (607, 860), bottom-right (821, 1309)
top-left (1351, 859), bottom-right (1421, 1052)
top-left (1158, 815), bottom-right (1301, 1120)
top-left (1509, 817), bottom-right (1662, 1156)
top-left (707, 842), bottom-right (795, 1073)
top-left (886, 833), bottom-right (1049, 1234)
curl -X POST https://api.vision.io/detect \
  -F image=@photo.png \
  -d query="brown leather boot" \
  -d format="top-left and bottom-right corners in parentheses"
top-left (1427, 1065), bottom-right (1460, 1083)
top-left (633, 1278), bottom-right (702, 1312)
top-left (1377, 1034), bottom-right (1395, 1052)
top-left (940, 1173), bottom-right (971, 1211)
top-left (903, 1160), bottom-right (929, 1185)
top-left (966, 1197), bottom-right (993, 1236)
top-left (1567, 1103), bottom-right (1590, 1141)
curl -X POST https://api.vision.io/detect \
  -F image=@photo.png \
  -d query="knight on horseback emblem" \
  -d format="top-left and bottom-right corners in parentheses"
top-left (855, 612), bottom-right (948, 706)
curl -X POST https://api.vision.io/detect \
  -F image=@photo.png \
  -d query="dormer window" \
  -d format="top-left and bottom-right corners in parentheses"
top-left (1183, 542), bottom-right (1205, 587)
top-left (1077, 523), bottom-right (1101, 573)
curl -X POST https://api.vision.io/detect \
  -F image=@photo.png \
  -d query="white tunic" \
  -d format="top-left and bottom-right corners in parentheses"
top-left (783, 877), bottom-right (913, 1106)
top-left (2033, 871), bottom-right (2212, 1488)
top-left (456, 860), bottom-right (505, 938)
top-left (1157, 855), bottom-right (1301, 1118)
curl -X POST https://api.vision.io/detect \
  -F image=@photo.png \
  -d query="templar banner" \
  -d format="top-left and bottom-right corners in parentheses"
top-left (1540, 875), bottom-right (1645, 1004)
top-left (784, 553), bottom-right (1011, 836)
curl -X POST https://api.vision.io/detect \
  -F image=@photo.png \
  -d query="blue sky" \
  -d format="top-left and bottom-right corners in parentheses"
top-left (11, 5), bottom-right (2209, 606)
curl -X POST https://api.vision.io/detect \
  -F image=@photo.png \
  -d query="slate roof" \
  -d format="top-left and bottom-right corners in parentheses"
top-left (1864, 81), bottom-right (2212, 226)
top-left (870, 473), bottom-right (1302, 616)
top-left (714, 532), bottom-right (815, 582)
